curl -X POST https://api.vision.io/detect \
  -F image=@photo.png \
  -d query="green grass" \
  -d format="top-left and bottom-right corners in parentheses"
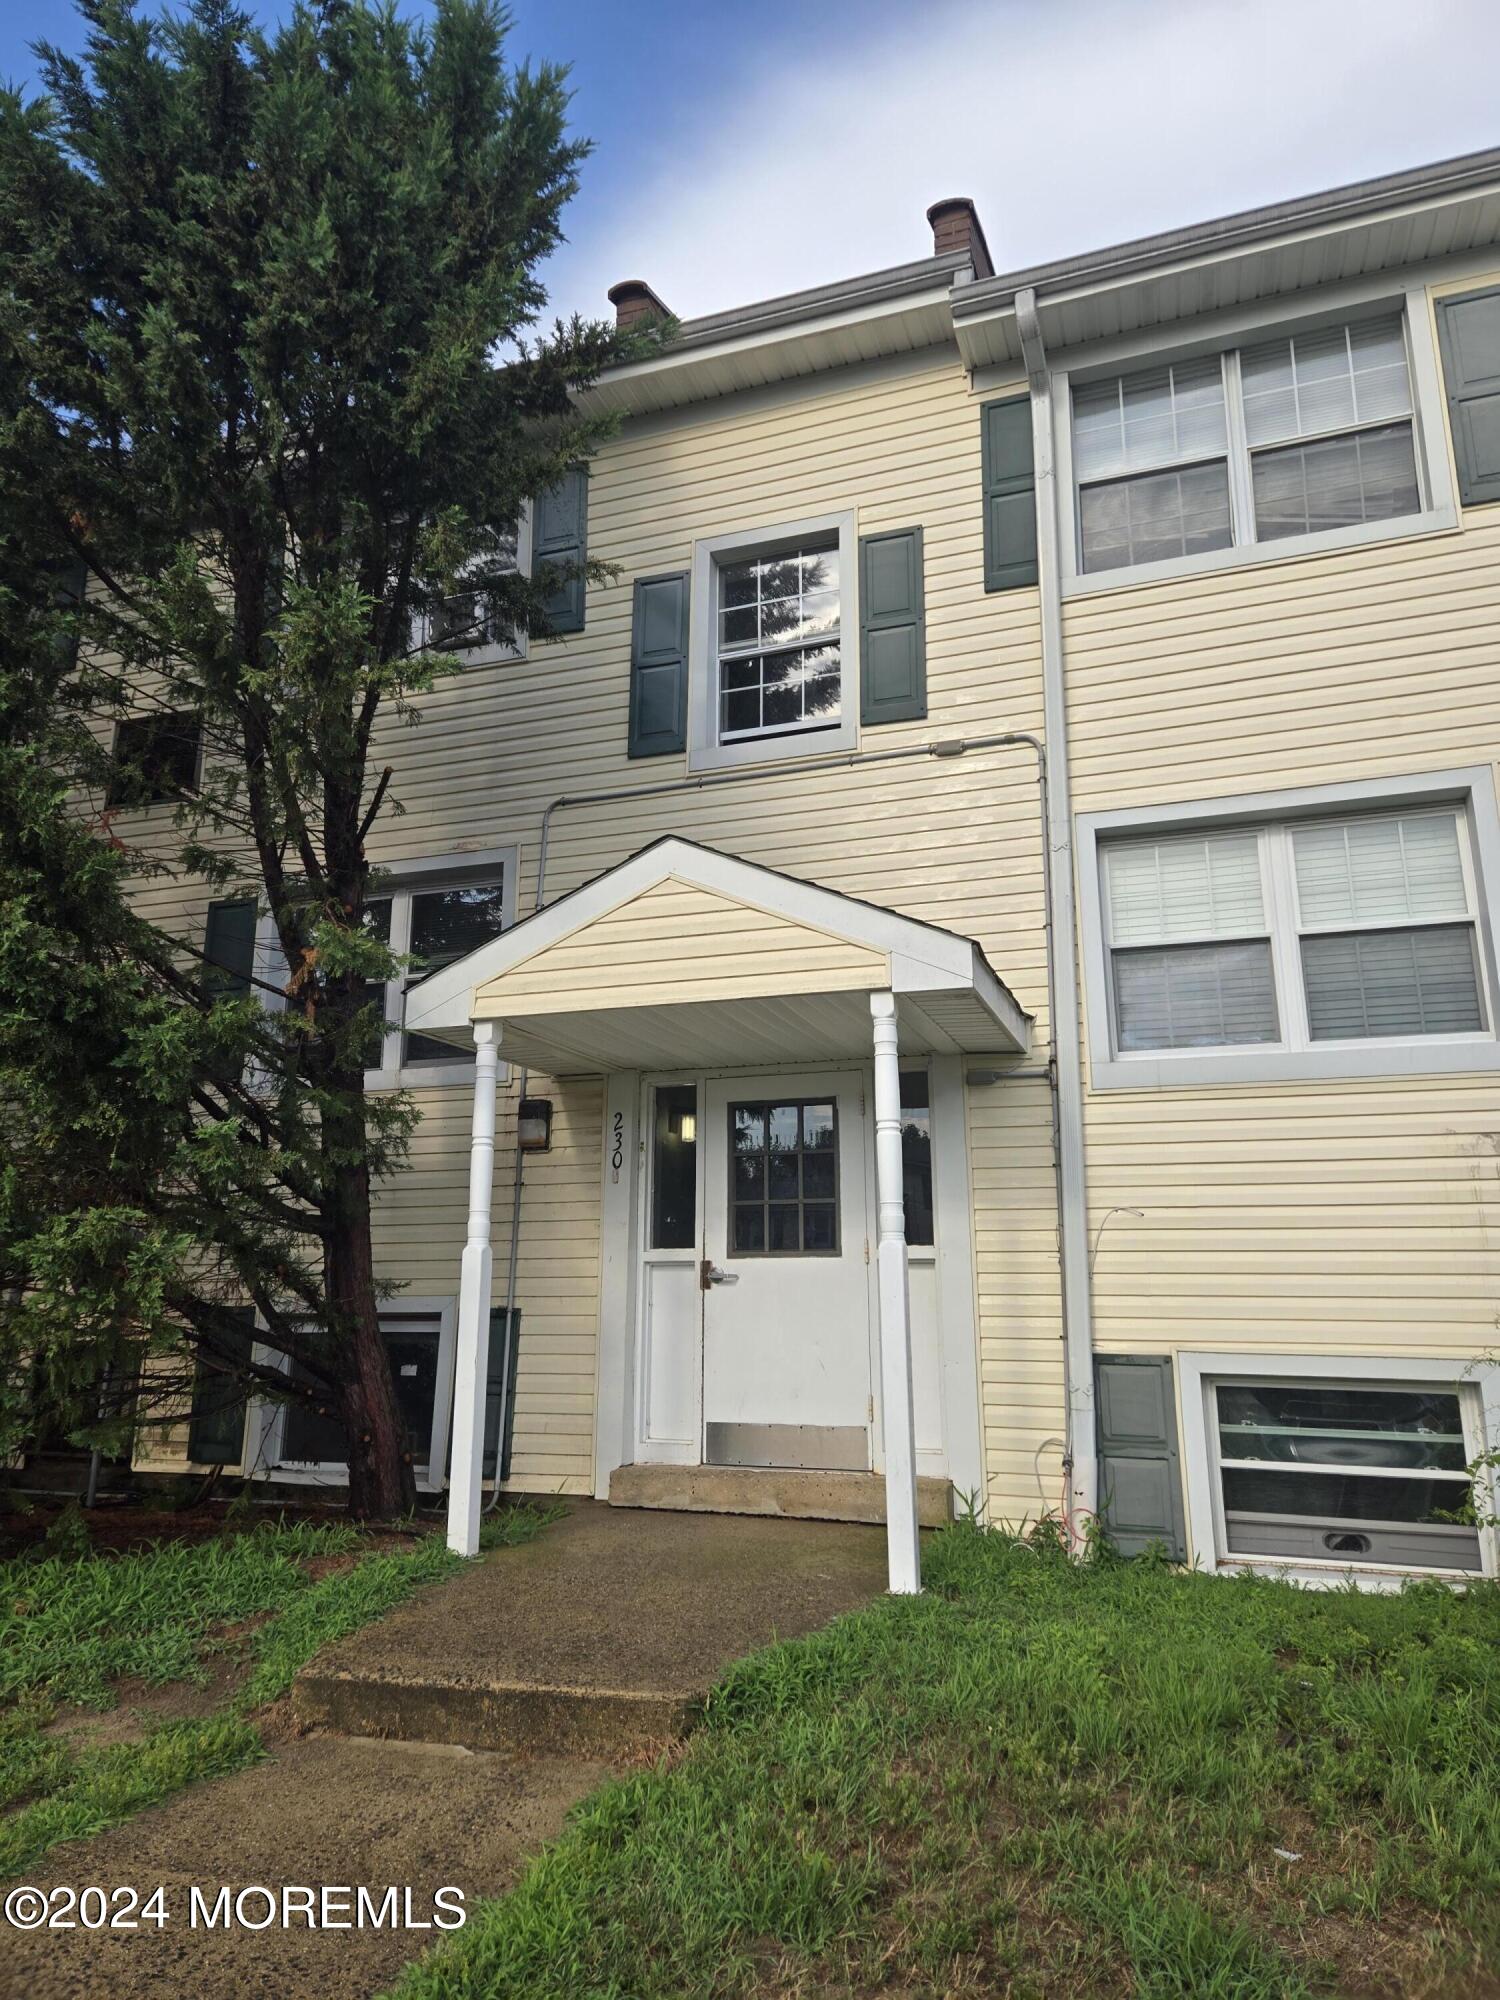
top-left (388, 1523), bottom-right (1500, 2000)
top-left (0, 1504), bottom-right (558, 1877)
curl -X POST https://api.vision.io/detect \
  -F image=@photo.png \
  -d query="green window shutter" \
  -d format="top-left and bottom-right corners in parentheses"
top-left (859, 526), bottom-right (926, 725)
top-left (187, 1309), bottom-right (255, 1465)
top-left (981, 395), bottom-right (1038, 592)
top-left (203, 899), bottom-right (258, 996)
top-left (628, 571), bottom-right (689, 758)
top-left (1095, 1355), bottom-right (1185, 1559)
top-left (483, 1308), bottom-right (522, 1481)
top-left (1437, 286), bottom-right (1500, 507)
top-left (533, 466), bottom-right (588, 634)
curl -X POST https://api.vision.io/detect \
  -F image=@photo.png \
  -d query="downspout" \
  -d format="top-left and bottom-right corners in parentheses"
top-left (1015, 285), bottom-right (1098, 1542)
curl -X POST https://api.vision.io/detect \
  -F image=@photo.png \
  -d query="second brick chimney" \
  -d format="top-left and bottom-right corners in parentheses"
top-left (926, 198), bottom-right (994, 280)
top-left (607, 279), bottom-right (673, 333)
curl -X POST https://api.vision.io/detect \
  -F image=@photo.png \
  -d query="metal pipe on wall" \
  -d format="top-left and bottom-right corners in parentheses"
top-left (1016, 285), bottom-right (1099, 1540)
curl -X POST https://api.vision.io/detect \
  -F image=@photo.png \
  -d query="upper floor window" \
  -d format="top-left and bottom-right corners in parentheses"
top-left (420, 519), bottom-right (529, 666)
top-left (1098, 803), bottom-right (1489, 1064)
top-left (1071, 314), bottom-right (1427, 579)
top-left (716, 541), bottom-right (842, 744)
top-left (687, 511), bottom-right (857, 773)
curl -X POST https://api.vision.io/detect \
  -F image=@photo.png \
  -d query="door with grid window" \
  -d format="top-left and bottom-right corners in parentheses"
top-left (700, 1073), bottom-right (873, 1470)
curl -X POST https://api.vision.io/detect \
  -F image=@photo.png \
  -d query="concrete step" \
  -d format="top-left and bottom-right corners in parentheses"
top-left (608, 1462), bottom-right (953, 1528)
top-left (293, 1665), bottom-right (699, 1758)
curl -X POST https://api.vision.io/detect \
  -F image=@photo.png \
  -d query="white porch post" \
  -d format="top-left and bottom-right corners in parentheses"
top-left (447, 1019), bottom-right (500, 1557)
top-left (870, 990), bottom-right (921, 1594)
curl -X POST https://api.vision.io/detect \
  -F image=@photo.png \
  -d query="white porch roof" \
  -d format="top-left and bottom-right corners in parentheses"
top-left (404, 837), bottom-right (1030, 1073)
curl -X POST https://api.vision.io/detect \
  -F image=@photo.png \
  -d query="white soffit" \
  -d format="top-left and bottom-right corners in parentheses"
top-left (581, 286), bottom-right (959, 418)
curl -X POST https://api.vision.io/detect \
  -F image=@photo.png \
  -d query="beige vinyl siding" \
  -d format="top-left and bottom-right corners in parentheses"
top-left (1065, 463), bottom-right (1500, 1392)
top-left (123, 346), bottom-right (1065, 1505)
top-left (966, 1075), bottom-right (1066, 1528)
top-left (475, 878), bottom-right (889, 1015)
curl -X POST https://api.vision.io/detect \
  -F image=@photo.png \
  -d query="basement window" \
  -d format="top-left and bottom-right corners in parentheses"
top-left (1211, 1379), bottom-right (1482, 1573)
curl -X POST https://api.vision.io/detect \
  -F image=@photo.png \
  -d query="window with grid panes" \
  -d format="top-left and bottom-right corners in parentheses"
top-left (728, 1100), bottom-right (839, 1254)
top-left (1072, 315), bottom-right (1421, 575)
top-left (715, 541), bottom-right (841, 743)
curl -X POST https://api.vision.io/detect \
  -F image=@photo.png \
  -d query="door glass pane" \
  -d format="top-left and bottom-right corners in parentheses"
top-left (727, 1100), bottom-right (840, 1254)
top-left (651, 1085), bottom-right (698, 1250)
top-left (899, 1071), bottom-right (934, 1246)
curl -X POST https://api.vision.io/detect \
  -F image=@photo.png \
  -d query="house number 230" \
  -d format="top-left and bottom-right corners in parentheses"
top-left (610, 1111), bottom-right (624, 1181)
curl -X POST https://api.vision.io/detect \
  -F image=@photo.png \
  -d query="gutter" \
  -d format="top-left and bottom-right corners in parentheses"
top-left (1015, 286), bottom-right (1098, 1544)
top-left (953, 143), bottom-right (1500, 320)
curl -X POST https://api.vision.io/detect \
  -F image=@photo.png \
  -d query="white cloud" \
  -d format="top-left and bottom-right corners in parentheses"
top-left (545, 0), bottom-right (1500, 325)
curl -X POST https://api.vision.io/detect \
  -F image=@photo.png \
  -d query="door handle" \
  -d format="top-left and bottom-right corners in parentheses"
top-left (699, 1260), bottom-right (733, 1289)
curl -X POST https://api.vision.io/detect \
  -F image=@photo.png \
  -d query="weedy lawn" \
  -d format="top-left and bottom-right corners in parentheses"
top-left (390, 1522), bottom-right (1500, 2000)
top-left (0, 1505), bottom-right (554, 1877)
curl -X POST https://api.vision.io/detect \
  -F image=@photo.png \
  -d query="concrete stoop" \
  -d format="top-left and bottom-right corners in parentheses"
top-left (608, 1461), bottom-right (954, 1527)
top-left (291, 1502), bottom-right (888, 1758)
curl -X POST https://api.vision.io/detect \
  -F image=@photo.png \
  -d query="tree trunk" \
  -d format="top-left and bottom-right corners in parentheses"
top-left (325, 1136), bottom-right (416, 1520)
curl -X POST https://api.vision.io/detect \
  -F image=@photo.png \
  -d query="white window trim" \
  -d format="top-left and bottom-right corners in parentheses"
top-left (251, 845), bottom-right (518, 1092)
top-left (1176, 1350), bottom-right (1500, 1588)
top-left (251, 1297), bottom-right (458, 1495)
top-left (1077, 767), bottom-right (1500, 1090)
top-left (687, 509), bottom-right (858, 774)
top-left (1055, 285), bottom-right (1459, 597)
top-left (418, 504), bottom-right (533, 667)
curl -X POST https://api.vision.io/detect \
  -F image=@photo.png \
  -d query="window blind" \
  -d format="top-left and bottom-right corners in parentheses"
top-left (1292, 812), bottom-right (1469, 927)
top-left (1104, 831), bottom-right (1265, 945)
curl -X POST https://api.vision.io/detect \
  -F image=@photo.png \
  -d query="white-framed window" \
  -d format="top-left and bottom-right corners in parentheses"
top-left (363, 861), bottom-right (514, 1087)
top-left (1078, 770), bottom-right (1500, 1089)
top-left (1059, 296), bottom-right (1457, 592)
top-left (1175, 1351), bottom-right (1500, 1583)
top-left (255, 1300), bottom-right (457, 1495)
top-left (420, 513), bottom-right (532, 666)
top-left (687, 510), bottom-right (858, 772)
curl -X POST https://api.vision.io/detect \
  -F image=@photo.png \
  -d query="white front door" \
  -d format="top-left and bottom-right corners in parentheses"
top-left (700, 1072), bottom-right (873, 1470)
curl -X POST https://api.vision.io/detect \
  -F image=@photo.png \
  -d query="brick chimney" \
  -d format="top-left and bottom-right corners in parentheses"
top-left (926, 198), bottom-right (994, 280)
top-left (607, 279), bottom-right (672, 332)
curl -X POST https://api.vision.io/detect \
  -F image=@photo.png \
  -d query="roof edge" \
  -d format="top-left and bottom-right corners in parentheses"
top-left (953, 143), bottom-right (1500, 319)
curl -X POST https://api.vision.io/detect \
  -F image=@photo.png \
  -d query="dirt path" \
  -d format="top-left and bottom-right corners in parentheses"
top-left (0, 1732), bottom-right (615, 2000)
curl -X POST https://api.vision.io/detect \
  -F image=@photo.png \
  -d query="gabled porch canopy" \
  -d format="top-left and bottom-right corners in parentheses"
top-left (404, 836), bottom-right (1031, 1070)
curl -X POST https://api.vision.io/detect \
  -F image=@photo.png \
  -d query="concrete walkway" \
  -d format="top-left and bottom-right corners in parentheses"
top-left (295, 1501), bottom-right (889, 1752)
top-left (3, 1505), bottom-right (887, 2000)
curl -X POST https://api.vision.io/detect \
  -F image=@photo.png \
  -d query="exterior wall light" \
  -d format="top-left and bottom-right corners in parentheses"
top-left (517, 1097), bottom-right (553, 1153)
top-left (669, 1106), bottom-right (696, 1144)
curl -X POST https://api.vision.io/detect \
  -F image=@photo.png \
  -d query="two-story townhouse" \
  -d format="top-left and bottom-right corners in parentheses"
top-left (129, 147), bottom-right (1500, 1592)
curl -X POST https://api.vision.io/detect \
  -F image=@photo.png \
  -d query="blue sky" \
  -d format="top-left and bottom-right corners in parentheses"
top-left (5, 0), bottom-right (1500, 326)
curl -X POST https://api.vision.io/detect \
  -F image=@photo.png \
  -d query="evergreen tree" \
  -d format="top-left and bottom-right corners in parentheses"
top-left (0, 0), bottom-right (649, 1513)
